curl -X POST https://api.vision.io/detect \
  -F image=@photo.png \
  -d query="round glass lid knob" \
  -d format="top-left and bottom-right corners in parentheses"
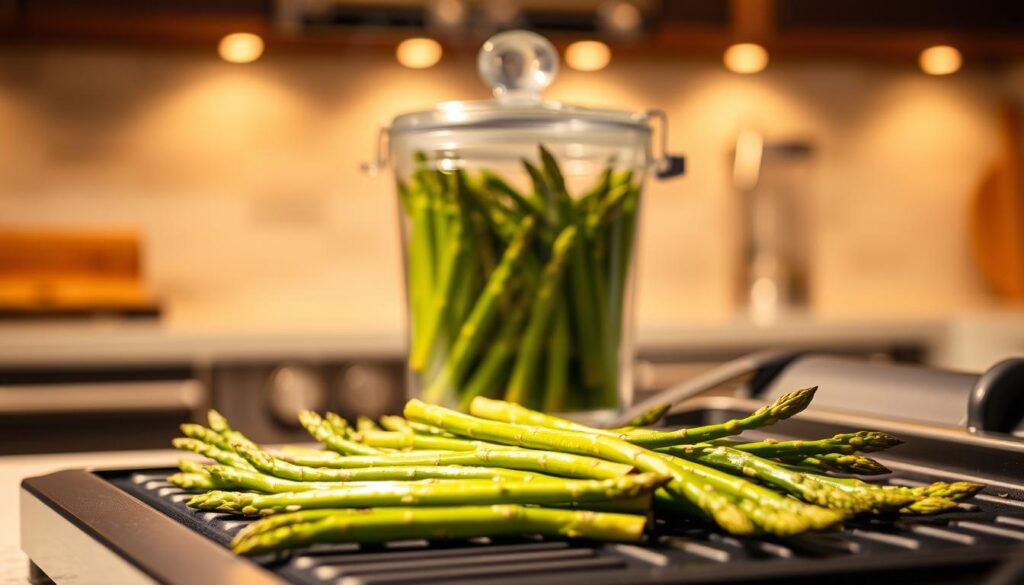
top-left (477, 30), bottom-right (559, 100)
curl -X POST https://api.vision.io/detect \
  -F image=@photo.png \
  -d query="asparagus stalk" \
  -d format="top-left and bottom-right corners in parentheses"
top-left (542, 296), bottom-right (571, 413)
top-left (179, 424), bottom-right (235, 453)
top-left (203, 464), bottom-right (340, 493)
top-left (277, 445), bottom-right (635, 480)
top-left (780, 453), bottom-right (892, 475)
top-left (171, 438), bottom-right (254, 470)
top-left (406, 399), bottom-right (764, 535)
top-left (470, 395), bottom-right (847, 530)
top-left (409, 218), bottom-right (470, 372)
top-left (622, 387), bottom-right (819, 448)
top-left (232, 505), bottom-right (648, 555)
top-left (481, 169), bottom-right (545, 217)
top-left (406, 184), bottom-right (436, 363)
top-left (423, 216), bottom-right (537, 404)
top-left (805, 474), bottom-right (983, 506)
top-left (619, 403), bottom-right (671, 429)
top-left (190, 472), bottom-right (669, 516)
top-left (899, 496), bottom-right (960, 515)
top-left (719, 431), bottom-right (903, 458)
top-left (376, 416), bottom-right (454, 438)
top-left (506, 226), bottom-right (578, 406)
top-left (168, 472), bottom-right (226, 491)
top-left (660, 444), bottom-right (875, 514)
top-left (233, 439), bottom-right (553, 483)
top-left (298, 410), bottom-right (381, 456)
top-left (207, 409), bottom-right (258, 450)
top-left (355, 415), bottom-right (383, 433)
top-left (457, 297), bottom-right (529, 410)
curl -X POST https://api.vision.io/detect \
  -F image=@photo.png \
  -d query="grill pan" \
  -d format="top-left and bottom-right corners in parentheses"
top-left (21, 354), bottom-right (1024, 584)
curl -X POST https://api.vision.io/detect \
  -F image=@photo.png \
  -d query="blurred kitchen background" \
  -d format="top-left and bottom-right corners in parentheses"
top-left (2, 0), bottom-right (1024, 453)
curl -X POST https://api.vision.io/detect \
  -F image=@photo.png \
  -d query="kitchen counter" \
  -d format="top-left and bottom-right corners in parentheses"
top-left (0, 450), bottom-right (179, 584)
top-left (0, 315), bottom-right (948, 365)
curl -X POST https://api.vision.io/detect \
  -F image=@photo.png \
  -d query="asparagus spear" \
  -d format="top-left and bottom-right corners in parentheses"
top-left (277, 445), bottom-right (635, 480)
top-left (481, 169), bottom-right (546, 217)
top-left (409, 218), bottom-right (470, 372)
top-left (506, 226), bottom-right (578, 406)
top-left (619, 403), bottom-right (671, 429)
top-left (406, 399), bottom-right (766, 536)
top-left (190, 472), bottom-right (668, 516)
top-left (233, 440), bottom-right (553, 483)
top-left (298, 410), bottom-right (381, 456)
top-left (899, 496), bottom-right (960, 515)
top-left (780, 453), bottom-right (892, 475)
top-left (207, 409), bottom-right (258, 450)
top-left (406, 183), bottom-right (437, 362)
top-left (355, 415), bottom-right (383, 433)
top-left (621, 387), bottom-right (819, 448)
top-left (660, 444), bottom-right (875, 514)
top-left (171, 438), bottom-right (254, 470)
top-left (378, 416), bottom-right (454, 438)
top-left (718, 431), bottom-right (903, 458)
top-left (467, 395), bottom-right (842, 531)
top-left (232, 505), bottom-right (648, 555)
top-left (457, 297), bottom-right (529, 410)
top-left (423, 216), bottom-right (537, 404)
top-left (542, 297), bottom-right (571, 412)
top-left (203, 464), bottom-right (340, 493)
top-left (179, 424), bottom-right (235, 453)
top-left (168, 472), bottom-right (225, 491)
top-left (805, 474), bottom-right (983, 506)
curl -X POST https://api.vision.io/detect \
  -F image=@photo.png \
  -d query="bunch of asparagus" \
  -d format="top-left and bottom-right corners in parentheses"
top-left (168, 388), bottom-right (984, 556)
top-left (399, 146), bottom-right (641, 411)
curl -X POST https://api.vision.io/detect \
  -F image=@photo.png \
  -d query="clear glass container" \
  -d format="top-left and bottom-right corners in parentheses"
top-left (369, 30), bottom-right (683, 413)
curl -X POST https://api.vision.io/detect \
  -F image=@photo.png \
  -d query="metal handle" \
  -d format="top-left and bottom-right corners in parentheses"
top-left (0, 380), bottom-right (205, 414)
top-left (645, 109), bottom-right (685, 179)
top-left (610, 349), bottom-right (802, 427)
top-left (360, 125), bottom-right (390, 176)
top-left (968, 357), bottom-right (1024, 435)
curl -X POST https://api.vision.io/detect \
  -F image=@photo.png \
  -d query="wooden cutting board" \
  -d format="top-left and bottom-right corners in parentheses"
top-left (0, 229), bottom-right (159, 316)
top-left (971, 103), bottom-right (1024, 301)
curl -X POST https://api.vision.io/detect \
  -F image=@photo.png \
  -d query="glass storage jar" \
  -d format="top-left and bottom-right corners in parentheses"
top-left (368, 30), bottom-right (683, 414)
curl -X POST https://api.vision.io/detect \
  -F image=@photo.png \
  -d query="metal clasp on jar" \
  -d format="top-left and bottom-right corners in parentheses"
top-left (646, 109), bottom-right (685, 179)
top-left (360, 125), bottom-right (390, 176)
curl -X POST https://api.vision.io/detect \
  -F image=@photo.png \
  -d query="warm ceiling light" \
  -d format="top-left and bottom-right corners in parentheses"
top-left (599, 1), bottom-right (643, 35)
top-left (565, 40), bottom-right (612, 72)
top-left (723, 43), bottom-right (769, 74)
top-left (396, 38), bottom-right (443, 69)
top-left (919, 45), bottom-right (962, 76)
top-left (218, 33), bottom-right (264, 64)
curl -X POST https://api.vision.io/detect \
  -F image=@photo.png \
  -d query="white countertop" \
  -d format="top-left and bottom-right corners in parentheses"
top-left (0, 450), bottom-right (179, 584)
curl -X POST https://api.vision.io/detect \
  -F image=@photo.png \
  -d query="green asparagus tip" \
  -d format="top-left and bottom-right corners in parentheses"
top-left (851, 431), bottom-right (903, 452)
top-left (207, 409), bottom-right (229, 432)
top-left (900, 496), bottom-right (960, 515)
top-left (171, 437), bottom-right (194, 450)
top-left (763, 386), bottom-right (817, 421)
top-left (838, 455), bottom-right (892, 475)
top-left (923, 481), bottom-right (986, 501)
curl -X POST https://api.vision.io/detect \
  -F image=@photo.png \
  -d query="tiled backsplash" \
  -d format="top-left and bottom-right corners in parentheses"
top-left (1, 47), bottom-right (1020, 332)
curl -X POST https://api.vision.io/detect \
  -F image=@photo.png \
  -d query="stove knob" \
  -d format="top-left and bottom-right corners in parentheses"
top-left (335, 363), bottom-right (399, 417)
top-left (267, 363), bottom-right (326, 426)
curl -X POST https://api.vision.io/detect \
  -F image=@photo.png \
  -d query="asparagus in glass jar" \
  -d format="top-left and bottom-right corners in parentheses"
top-left (402, 146), bottom-right (643, 411)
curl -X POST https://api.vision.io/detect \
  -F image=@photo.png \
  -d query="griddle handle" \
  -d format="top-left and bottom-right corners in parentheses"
top-left (610, 349), bottom-right (802, 428)
top-left (968, 357), bottom-right (1024, 435)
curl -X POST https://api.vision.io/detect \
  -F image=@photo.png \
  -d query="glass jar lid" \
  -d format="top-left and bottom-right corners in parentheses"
top-left (389, 30), bottom-right (651, 136)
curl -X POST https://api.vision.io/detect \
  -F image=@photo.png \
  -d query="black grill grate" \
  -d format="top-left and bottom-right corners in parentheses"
top-left (108, 457), bottom-right (1024, 585)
